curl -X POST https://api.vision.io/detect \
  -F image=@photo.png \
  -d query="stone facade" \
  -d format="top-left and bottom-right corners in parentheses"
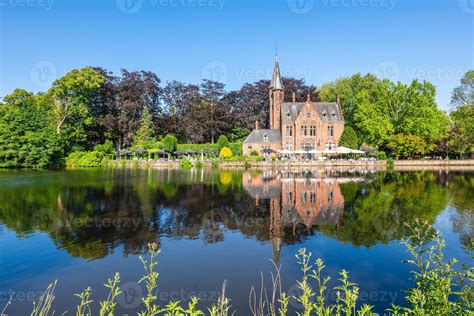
top-left (243, 55), bottom-right (344, 156)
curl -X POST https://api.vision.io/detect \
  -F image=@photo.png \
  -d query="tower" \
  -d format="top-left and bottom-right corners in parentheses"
top-left (269, 54), bottom-right (284, 130)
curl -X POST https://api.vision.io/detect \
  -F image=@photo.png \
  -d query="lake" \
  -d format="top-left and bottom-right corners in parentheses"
top-left (0, 168), bottom-right (472, 314)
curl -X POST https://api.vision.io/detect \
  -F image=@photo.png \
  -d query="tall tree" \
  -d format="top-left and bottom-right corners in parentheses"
top-left (450, 70), bottom-right (474, 108)
top-left (49, 68), bottom-right (104, 152)
top-left (200, 79), bottom-right (230, 144)
top-left (133, 107), bottom-right (155, 147)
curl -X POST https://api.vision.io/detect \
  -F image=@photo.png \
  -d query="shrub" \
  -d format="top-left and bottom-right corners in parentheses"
top-left (66, 151), bottom-right (103, 168)
top-left (219, 147), bottom-right (233, 159)
top-left (377, 151), bottom-right (387, 160)
top-left (250, 150), bottom-right (259, 156)
top-left (93, 140), bottom-right (115, 156)
top-left (216, 135), bottom-right (230, 151)
top-left (180, 159), bottom-right (193, 169)
top-left (162, 134), bottom-right (178, 152)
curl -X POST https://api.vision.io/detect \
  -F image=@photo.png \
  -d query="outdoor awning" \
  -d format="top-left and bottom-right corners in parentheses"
top-left (294, 149), bottom-right (308, 154)
top-left (336, 146), bottom-right (353, 154)
top-left (322, 149), bottom-right (337, 154)
top-left (278, 150), bottom-right (294, 155)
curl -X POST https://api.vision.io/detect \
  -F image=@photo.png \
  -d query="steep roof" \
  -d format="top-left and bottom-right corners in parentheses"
top-left (281, 102), bottom-right (343, 123)
top-left (269, 55), bottom-right (284, 90)
top-left (243, 129), bottom-right (281, 144)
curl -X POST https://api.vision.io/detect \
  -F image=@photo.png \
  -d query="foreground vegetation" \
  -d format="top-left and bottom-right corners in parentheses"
top-left (0, 66), bottom-right (473, 168)
top-left (3, 221), bottom-right (472, 315)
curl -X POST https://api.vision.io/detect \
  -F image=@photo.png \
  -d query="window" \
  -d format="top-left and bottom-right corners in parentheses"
top-left (286, 192), bottom-right (293, 203)
top-left (286, 143), bottom-right (293, 150)
top-left (310, 125), bottom-right (316, 136)
top-left (286, 125), bottom-right (293, 137)
top-left (301, 125), bottom-right (307, 136)
top-left (328, 190), bottom-right (333, 202)
top-left (331, 111), bottom-right (336, 118)
top-left (322, 111), bottom-right (327, 118)
top-left (310, 192), bottom-right (316, 203)
top-left (306, 112), bottom-right (311, 118)
top-left (302, 191), bottom-right (307, 203)
top-left (286, 112), bottom-right (291, 119)
top-left (328, 126), bottom-right (334, 137)
top-left (263, 134), bottom-right (268, 142)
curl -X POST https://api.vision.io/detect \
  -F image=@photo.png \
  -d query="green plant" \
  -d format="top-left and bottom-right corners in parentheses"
top-left (250, 150), bottom-right (259, 156)
top-left (216, 135), bottom-right (229, 151)
top-left (180, 159), bottom-right (193, 169)
top-left (387, 158), bottom-right (395, 170)
top-left (162, 134), bottom-right (178, 153)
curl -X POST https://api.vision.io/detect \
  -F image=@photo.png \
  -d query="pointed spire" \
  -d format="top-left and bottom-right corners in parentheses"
top-left (269, 51), bottom-right (284, 91)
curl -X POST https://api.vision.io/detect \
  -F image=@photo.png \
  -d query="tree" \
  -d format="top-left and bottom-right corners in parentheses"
top-left (339, 126), bottom-right (359, 148)
top-left (162, 134), bottom-right (177, 152)
top-left (200, 79), bottom-right (230, 144)
top-left (216, 135), bottom-right (229, 151)
top-left (450, 70), bottom-right (474, 108)
top-left (387, 134), bottom-right (429, 158)
top-left (49, 67), bottom-right (104, 152)
top-left (133, 107), bottom-right (155, 148)
top-left (0, 89), bottom-right (62, 167)
top-left (449, 104), bottom-right (474, 157)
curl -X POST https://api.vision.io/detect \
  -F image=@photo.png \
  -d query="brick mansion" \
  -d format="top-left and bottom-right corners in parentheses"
top-left (243, 55), bottom-right (344, 156)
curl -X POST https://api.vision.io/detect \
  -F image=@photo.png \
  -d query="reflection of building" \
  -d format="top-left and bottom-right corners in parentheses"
top-left (242, 54), bottom-right (344, 156)
top-left (243, 171), bottom-right (346, 262)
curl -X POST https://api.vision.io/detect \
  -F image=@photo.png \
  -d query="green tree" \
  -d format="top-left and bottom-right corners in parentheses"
top-left (450, 70), bottom-right (474, 108)
top-left (216, 135), bottom-right (229, 151)
top-left (339, 126), bottom-right (359, 148)
top-left (162, 134), bottom-right (178, 152)
top-left (0, 89), bottom-right (62, 168)
top-left (133, 107), bottom-right (155, 148)
top-left (449, 104), bottom-right (474, 157)
top-left (49, 67), bottom-right (104, 152)
top-left (387, 133), bottom-right (428, 158)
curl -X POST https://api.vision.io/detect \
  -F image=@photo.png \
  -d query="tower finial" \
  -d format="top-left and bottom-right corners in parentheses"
top-left (275, 42), bottom-right (278, 61)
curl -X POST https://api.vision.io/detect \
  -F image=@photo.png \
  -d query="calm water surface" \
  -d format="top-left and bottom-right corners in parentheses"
top-left (0, 168), bottom-right (472, 314)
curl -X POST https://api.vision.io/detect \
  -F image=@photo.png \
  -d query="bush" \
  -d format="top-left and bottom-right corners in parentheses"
top-left (250, 150), bottom-right (259, 156)
top-left (66, 151), bottom-right (104, 168)
top-left (180, 159), bottom-right (193, 169)
top-left (93, 140), bottom-right (115, 156)
top-left (377, 151), bottom-right (387, 160)
top-left (162, 134), bottom-right (178, 152)
top-left (340, 126), bottom-right (359, 149)
top-left (219, 147), bottom-right (233, 159)
top-left (216, 135), bottom-right (229, 151)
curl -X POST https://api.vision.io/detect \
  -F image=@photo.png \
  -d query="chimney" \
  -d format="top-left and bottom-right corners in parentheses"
top-left (292, 92), bottom-right (296, 104)
top-left (255, 120), bottom-right (259, 130)
top-left (336, 94), bottom-right (341, 105)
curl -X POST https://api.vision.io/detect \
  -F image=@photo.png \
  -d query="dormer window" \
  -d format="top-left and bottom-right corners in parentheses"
top-left (286, 112), bottom-right (291, 119)
top-left (322, 111), bottom-right (327, 118)
top-left (331, 111), bottom-right (336, 118)
top-left (263, 134), bottom-right (268, 142)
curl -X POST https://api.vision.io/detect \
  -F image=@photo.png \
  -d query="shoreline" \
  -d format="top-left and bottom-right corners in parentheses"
top-left (108, 159), bottom-right (474, 171)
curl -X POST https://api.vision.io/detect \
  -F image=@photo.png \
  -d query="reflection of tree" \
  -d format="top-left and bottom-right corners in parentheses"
top-left (0, 169), bottom-right (469, 260)
top-left (320, 172), bottom-right (449, 247)
top-left (447, 174), bottom-right (474, 250)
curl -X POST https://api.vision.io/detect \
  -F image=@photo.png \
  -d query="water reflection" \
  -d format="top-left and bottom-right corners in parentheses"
top-left (0, 169), bottom-right (472, 261)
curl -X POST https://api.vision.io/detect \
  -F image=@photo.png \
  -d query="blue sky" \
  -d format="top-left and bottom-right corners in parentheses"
top-left (0, 0), bottom-right (472, 109)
